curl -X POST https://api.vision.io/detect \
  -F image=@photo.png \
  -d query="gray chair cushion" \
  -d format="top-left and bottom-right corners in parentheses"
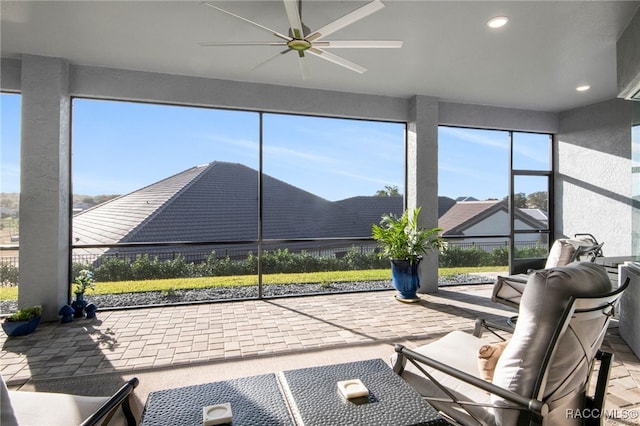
top-left (491, 261), bottom-right (611, 425)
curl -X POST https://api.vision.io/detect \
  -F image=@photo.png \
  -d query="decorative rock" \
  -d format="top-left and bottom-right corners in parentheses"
top-left (0, 276), bottom-right (495, 312)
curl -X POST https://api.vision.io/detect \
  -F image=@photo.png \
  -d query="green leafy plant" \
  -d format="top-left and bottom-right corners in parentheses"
top-left (160, 287), bottom-right (177, 298)
top-left (372, 207), bottom-right (444, 264)
top-left (5, 306), bottom-right (42, 322)
top-left (73, 269), bottom-right (95, 294)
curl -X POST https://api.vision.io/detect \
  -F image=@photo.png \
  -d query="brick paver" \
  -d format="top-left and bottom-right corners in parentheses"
top-left (1, 284), bottom-right (638, 421)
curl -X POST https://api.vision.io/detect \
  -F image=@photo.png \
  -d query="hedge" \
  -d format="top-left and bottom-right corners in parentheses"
top-left (1, 244), bottom-right (544, 286)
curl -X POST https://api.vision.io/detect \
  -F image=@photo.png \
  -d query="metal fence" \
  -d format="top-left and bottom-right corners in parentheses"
top-left (0, 238), bottom-right (546, 270)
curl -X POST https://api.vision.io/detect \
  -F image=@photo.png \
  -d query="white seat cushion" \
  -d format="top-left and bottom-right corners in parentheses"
top-left (8, 390), bottom-right (111, 426)
top-left (395, 330), bottom-right (497, 425)
top-left (1, 373), bottom-right (130, 426)
top-left (544, 239), bottom-right (576, 268)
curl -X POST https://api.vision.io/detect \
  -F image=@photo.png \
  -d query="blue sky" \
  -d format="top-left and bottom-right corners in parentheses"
top-left (439, 126), bottom-right (550, 200)
top-left (1, 93), bottom-right (549, 201)
top-left (0, 93), bottom-right (20, 193)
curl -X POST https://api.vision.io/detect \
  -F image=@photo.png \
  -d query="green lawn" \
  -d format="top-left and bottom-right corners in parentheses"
top-left (0, 266), bottom-right (504, 300)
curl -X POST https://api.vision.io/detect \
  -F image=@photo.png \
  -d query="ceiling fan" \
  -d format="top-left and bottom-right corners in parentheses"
top-left (199, 0), bottom-right (402, 79)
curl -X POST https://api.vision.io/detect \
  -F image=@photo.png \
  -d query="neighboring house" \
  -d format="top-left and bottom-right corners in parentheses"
top-left (438, 200), bottom-right (548, 251)
top-left (73, 162), bottom-right (406, 263)
top-left (72, 162), bottom-right (547, 264)
top-left (520, 208), bottom-right (549, 229)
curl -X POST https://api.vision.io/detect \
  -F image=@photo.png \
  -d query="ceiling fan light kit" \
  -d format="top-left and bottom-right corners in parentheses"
top-left (200, 0), bottom-right (403, 79)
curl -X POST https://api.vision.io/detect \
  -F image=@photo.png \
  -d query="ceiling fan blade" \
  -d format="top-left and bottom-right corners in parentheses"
top-left (202, 2), bottom-right (291, 42)
top-left (283, 0), bottom-right (305, 38)
top-left (307, 48), bottom-right (367, 74)
top-left (251, 48), bottom-right (291, 71)
top-left (199, 41), bottom-right (288, 47)
top-left (297, 51), bottom-right (311, 80)
top-left (306, 0), bottom-right (385, 42)
top-left (314, 40), bottom-right (403, 49)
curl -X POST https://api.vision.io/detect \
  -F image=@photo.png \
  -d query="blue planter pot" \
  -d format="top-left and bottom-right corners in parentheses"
top-left (390, 259), bottom-right (421, 301)
top-left (2, 316), bottom-right (41, 337)
top-left (72, 293), bottom-right (88, 318)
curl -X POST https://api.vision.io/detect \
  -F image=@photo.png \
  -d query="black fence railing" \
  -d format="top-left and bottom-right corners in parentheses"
top-left (0, 239), bottom-right (545, 267)
top-left (0, 238), bottom-right (548, 287)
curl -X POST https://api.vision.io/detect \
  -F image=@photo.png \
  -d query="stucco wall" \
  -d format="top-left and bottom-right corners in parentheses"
top-left (557, 98), bottom-right (634, 256)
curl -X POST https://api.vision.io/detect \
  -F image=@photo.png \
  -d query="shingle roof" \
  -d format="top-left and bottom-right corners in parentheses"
top-left (438, 196), bottom-right (457, 217)
top-left (73, 165), bottom-right (208, 246)
top-left (439, 200), bottom-right (548, 236)
top-left (73, 162), bottom-right (547, 260)
top-left (438, 201), bottom-right (503, 236)
top-left (335, 196), bottom-right (403, 234)
top-left (73, 162), bottom-right (404, 259)
top-left (520, 208), bottom-right (548, 224)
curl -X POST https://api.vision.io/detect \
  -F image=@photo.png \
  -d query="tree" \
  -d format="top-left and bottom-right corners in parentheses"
top-left (527, 191), bottom-right (548, 210)
top-left (93, 194), bottom-right (120, 205)
top-left (375, 185), bottom-right (400, 197)
top-left (504, 193), bottom-right (527, 208)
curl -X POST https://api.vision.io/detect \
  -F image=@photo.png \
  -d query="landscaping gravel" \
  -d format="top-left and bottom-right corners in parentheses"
top-left (0, 274), bottom-right (494, 313)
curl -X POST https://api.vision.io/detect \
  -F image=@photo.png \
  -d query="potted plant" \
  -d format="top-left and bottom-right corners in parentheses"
top-left (2, 306), bottom-right (42, 337)
top-left (71, 269), bottom-right (95, 318)
top-left (372, 207), bottom-right (444, 302)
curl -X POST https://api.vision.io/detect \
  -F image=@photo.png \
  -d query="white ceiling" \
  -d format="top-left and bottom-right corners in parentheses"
top-left (1, 1), bottom-right (638, 112)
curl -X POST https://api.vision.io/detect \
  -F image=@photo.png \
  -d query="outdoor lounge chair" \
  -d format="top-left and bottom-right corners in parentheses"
top-left (1, 375), bottom-right (139, 426)
top-left (392, 262), bottom-right (628, 426)
top-left (492, 234), bottom-right (604, 310)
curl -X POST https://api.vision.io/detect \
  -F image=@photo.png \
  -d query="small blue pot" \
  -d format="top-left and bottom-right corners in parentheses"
top-left (390, 259), bottom-right (421, 300)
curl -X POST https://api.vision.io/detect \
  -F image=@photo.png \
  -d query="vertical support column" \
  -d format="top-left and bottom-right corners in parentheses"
top-left (407, 96), bottom-right (439, 293)
top-left (19, 55), bottom-right (71, 321)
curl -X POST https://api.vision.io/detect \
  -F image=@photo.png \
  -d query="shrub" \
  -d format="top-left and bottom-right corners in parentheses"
top-left (439, 246), bottom-right (491, 267)
top-left (94, 257), bottom-right (134, 281)
top-left (515, 244), bottom-right (548, 259)
top-left (342, 246), bottom-right (387, 270)
top-left (72, 244), bottom-right (514, 284)
top-left (489, 246), bottom-right (509, 266)
top-left (0, 262), bottom-right (18, 286)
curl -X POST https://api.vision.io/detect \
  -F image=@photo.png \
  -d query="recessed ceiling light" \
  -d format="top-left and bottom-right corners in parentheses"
top-left (576, 85), bottom-right (591, 92)
top-left (487, 16), bottom-right (509, 29)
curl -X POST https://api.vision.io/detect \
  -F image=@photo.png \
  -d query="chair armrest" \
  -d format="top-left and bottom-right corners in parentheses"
top-left (80, 377), bottom-right (139, 426)
top-left (394, 344), bottom-right (549, 418)
top-left (473, 318), bottom-right (513, 338)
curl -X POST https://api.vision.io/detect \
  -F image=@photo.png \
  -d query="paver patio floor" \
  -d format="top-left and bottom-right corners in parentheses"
top-left (1, 284), bottom-right (638, 423)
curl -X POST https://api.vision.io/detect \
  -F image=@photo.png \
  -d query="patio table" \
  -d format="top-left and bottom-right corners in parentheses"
top-left (140, 359), bottom-right (447, 426)
top-left (140, 373), bottom-right (294, 426)
top-left (279, 358), bottom-right (448, 426)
